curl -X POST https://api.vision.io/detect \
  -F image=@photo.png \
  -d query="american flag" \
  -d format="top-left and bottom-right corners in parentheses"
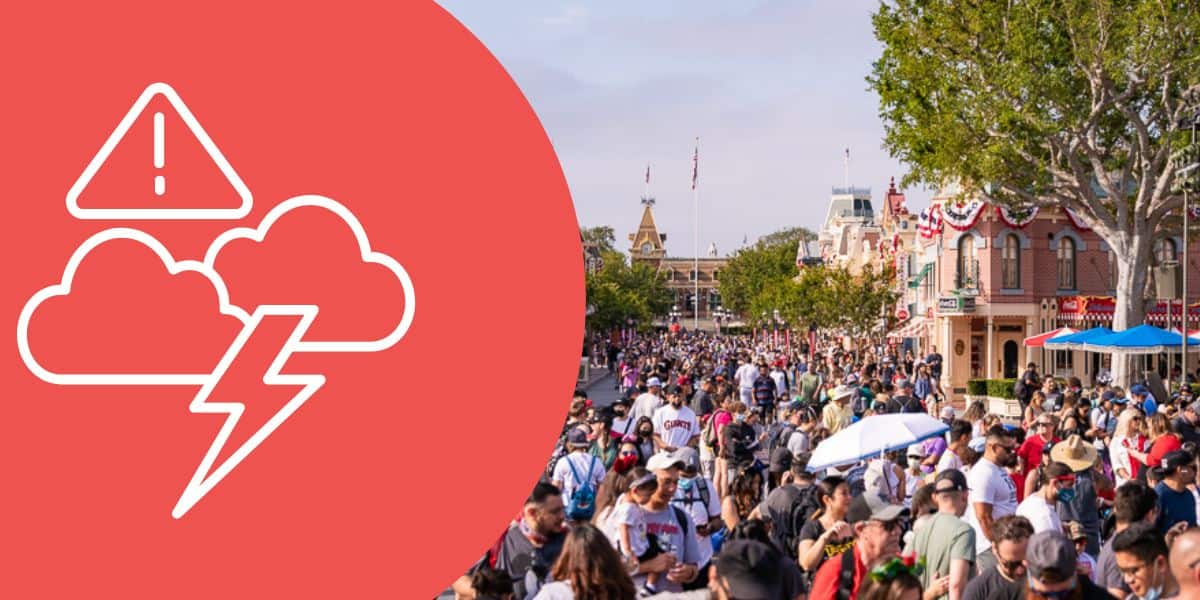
top-left (691, 138), bottom-right (699, 190)
top-left (645, 163), bottom-right (651, 184)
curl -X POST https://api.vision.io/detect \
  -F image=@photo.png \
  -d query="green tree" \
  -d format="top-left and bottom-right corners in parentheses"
top-left (580, 225), bottom-right (616, 253)
top-left (757, 226), bottom-right (818, 248)
top-left (585, 250), bottom-right (672, 333)
top-left (870, 0), bottom-right (1200, 382)
top-left (719, 229), bottom-right (804, 313)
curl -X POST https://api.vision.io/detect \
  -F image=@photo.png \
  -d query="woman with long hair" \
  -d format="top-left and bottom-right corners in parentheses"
top-left (1110, 409), bottom-right (1148, 487)
top-left (961, 401), bottom-right (987, 438)
top-left (720, 467), bottom-right (763, 531)
top-left (1023, 391), bottom-right (1046, 429)
top-left (534, 522), bottom-right (637, 600)
top-left (1130, 412), bottom-right (1182, 469)
top-left (632, 417), bottom-right (655, 463)
top-left (796, 475), bottom-right (854, 573)
top-left (591, 459), bottom-right (638, 529)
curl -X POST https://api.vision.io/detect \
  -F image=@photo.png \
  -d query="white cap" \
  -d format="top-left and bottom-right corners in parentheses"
top-left (907, 443), bottom-right (926, 458)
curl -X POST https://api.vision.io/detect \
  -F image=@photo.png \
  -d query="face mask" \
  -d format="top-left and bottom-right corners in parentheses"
top-left (639, 428), bottom-right (653, 436)
top-left (1056, 487), bottom-right (1076, 503)
top-left (735, 414), bottom-right (746, 423)
top-left (1138, 563), bottom-right (1165, 600)
top-left (613, 454), bottom-right (637, 472)
top-left (678, 477), bottom-right (695, 491)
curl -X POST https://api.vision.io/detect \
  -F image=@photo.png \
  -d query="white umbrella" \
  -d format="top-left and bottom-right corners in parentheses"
top-left (807, 413), bottom-right (949, 472)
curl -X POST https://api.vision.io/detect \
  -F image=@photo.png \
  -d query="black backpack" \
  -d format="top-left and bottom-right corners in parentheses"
top-left (770, 485), bottom-right (821, 560)
top-left (767, 423), bottom-right (796, 457)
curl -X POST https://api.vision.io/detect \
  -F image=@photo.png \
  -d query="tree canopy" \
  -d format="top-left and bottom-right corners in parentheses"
top-left (717, 227), bottom-right (815, 313)
top-left (870, 0), bottom-right (1200, 329)
top-left (584, 250), bottom-right (672, 333)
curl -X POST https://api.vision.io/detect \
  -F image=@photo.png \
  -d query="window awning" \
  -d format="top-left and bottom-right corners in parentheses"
top-left (908, 263), bottom-right (933, 288)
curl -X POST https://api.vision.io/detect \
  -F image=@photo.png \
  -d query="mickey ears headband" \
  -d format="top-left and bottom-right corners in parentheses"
top-left (869, 555), bottom-right (925, 584)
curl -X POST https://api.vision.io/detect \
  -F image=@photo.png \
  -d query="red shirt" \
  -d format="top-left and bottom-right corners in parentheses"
top-left (1148, 434), bottom-right (1182, 467)
top-left (1017, 434), bottom-right (1059, 478)
top-left (809, 547), bottom-right (865, 600)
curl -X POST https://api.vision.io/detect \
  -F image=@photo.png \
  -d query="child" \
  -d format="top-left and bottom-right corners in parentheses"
top-left (605, 467), bottom-right (667, 596)
top-left (1068, 521), bottom-right (1098, 582)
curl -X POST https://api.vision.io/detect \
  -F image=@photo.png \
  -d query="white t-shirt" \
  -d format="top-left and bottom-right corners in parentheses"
top-left (552, 452), bottom-right (605, 503)
top-left (787, 428), bottom-right (811, 456)
top-left (632, 392), bottom-right (662, 422)
top-left (1016, 493), bottom-right (1062, 534)
top-left (964, 458), bottom-right (1018, 554)
top-left (735, 363), bottom-right (759, 389)
top-left (652, 404), bottom-right (700, 449)
top-left (672, 476), bottom-right (721, 567)
top-left (533, 581), bottom-right (576, 600)
top-left (936, 448), bottom-right (964, 474)
top-left (604, 496), bottom-right (650, 557)
top-left (770, 370), bottom-right (787, 396)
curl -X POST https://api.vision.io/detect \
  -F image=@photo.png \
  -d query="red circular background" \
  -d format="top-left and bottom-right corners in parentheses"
top-left (0, 1), bottom-right (582, 596)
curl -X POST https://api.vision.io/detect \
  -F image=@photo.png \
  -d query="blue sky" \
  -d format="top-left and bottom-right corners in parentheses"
top-left (436, 0), bottom-right (933, 257)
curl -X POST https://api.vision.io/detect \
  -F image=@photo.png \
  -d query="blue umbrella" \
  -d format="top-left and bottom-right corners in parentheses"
top-left (1044, 326), bottom-right (1112, 351)
top-left (1081, 324), bottom-right (1199, 354)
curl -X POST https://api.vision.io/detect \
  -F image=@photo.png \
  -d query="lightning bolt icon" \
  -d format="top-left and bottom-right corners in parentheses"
top-left (172, 305), bottom-right (325, 519)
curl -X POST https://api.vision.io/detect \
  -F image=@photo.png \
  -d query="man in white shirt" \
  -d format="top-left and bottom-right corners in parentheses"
top-left (964, 426), bottom-right (1020, 573)
top-left (632, 377), bottom-right (664, 422)
top-left (670, 447), bottom-right (722, 579)
top-left (1016, 461), bottom-right (1073, 534)
top-left (551, 427), bottom-right (605, 507)
top-left (652, 385), bottom-right (701, 452)
top-left (734, 357), bottom-right (759, 405)
top-left (936, 419), bottom-right (972, 474)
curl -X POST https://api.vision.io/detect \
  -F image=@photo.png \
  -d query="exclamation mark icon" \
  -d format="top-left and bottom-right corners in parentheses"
top-left (153, 112), bottom-right (165, 196)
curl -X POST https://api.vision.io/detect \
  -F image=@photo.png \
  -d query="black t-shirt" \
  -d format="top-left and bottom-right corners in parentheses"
top-left (798, 519), bottom-right (854, 571)
top-left (472, 524), bottom-right (565, 599)
top-left (962, 567), bottom-right (1023, 600)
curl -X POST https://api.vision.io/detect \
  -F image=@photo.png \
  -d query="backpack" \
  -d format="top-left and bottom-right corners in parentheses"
top-left (834, 545), bottom-right (858, 600)
top-left (702, 409), bottom-right (728, 449)
top-left (565, 455), bottom-right (599, 521)
top-left (767, 485), bottom-right (820, 560)
top-left (766, 423), bottom-right (795, 457)
top-left (674, 478), bottom-right (712, 511)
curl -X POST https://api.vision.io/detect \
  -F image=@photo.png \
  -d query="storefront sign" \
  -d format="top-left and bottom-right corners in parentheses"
top-left (937, 296), bottom-right (976, 314)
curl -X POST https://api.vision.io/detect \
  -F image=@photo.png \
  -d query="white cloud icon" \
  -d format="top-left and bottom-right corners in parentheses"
top-left (203, 194), bottom-right (416, 353)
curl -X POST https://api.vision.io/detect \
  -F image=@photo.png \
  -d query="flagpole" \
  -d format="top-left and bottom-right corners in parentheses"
top-left (693, 137), bottom-right (700, 331)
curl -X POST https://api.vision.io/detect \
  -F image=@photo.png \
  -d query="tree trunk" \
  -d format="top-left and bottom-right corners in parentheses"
top-left (1110, 231), bottom-right (1152, 389)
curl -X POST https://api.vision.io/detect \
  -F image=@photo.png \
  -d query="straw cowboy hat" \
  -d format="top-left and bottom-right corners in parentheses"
top-left (1050, 434), bottom-right (1098, 472)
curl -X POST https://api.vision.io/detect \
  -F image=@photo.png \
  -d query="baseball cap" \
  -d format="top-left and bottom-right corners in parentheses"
top-left (1130, 384), bottom-right (1149, 396)
top-left (566, 427), bottom-right (590, 448)
top-left (646, 449), bottom-right (688, 472)
top-left (674, 446), bottom-right (701, 474)
top-left (1026, 530), bottom-right (1077, 583)
top-left (907, 444), bottom-right (926, 459)
top-left (1100, 390), bottom-right (1115, 402)
top-left (1162, 450), bottom-right (1193, 474)
top-left (1188, 401), bottom-right (1200, 414)
top-left (714, 539), bottom-right (782, 600)
top-left (1066, 521), bottom-right (1087, 541)
top-left (846, 492), bottom-right (909, 525)
top-left (933, 469), bottom-right (968, 493)
top-left (939, 406), bottom-right (955, 420)
top-left (664, 384), bottom-right (683, 396)
top-left (648, 377), bottom-right (663, 388)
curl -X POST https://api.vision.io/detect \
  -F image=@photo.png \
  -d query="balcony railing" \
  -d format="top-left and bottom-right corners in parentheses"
top-left (837, 209), bottom-right (874, 219)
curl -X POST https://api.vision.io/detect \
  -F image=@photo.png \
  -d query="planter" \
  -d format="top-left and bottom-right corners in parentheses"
top-left (964, 394), bottom-right (1022, 421)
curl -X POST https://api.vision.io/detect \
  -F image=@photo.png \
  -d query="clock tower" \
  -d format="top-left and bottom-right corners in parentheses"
top-left (628, 198), bottom-right (667, 265)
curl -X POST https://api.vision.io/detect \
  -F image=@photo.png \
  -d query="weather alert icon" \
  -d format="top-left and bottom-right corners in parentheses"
top-left (16, 83), bottom-right (416, 518)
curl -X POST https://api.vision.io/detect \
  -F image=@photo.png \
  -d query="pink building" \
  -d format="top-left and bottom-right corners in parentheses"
top-left (901, 196), bottom-right (1200, 396)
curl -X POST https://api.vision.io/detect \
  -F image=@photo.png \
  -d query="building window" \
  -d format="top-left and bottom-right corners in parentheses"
top-left (1157, 238), bottom-right (1178, 264)
top-left (712, 269), bottom-right (720, 281)
top-left (957, 236), bottom-right (976, 289)
top-left (689, 269), bottom-right (698, 282)
top-left (1001, 234), bottom-right (1020, 289)
top-left (1057, 238), bottom-right (1076, 289)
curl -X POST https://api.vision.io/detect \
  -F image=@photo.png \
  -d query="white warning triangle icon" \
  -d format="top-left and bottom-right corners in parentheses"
top-left (66, 82), bottom-right (253, 220)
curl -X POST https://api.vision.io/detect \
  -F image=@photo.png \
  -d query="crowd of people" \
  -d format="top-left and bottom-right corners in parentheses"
top-left (447, 330), bottom-right (1200, 600)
